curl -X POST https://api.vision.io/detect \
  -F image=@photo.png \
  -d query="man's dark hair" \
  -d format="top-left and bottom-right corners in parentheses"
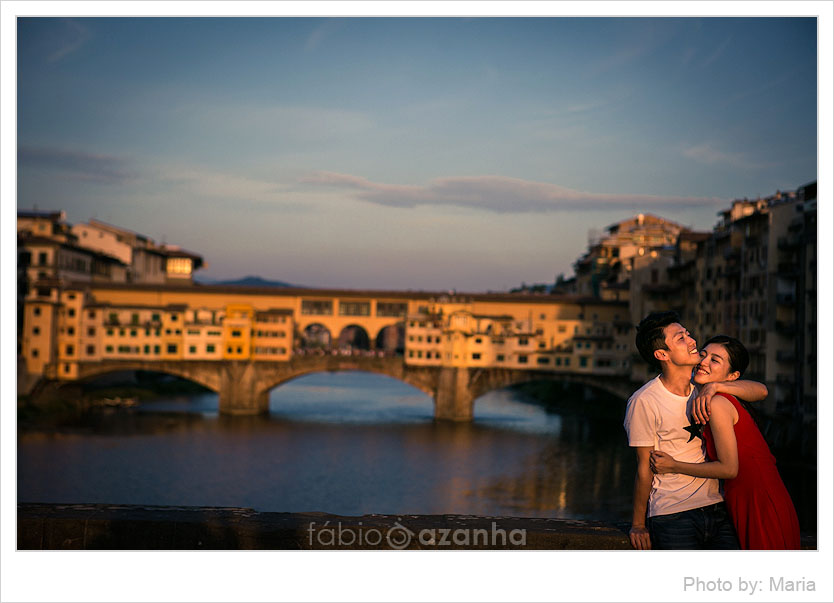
top-left (635, 311), bottom-right (681, 371)
top-left (703, 334), bottom-right (749, 377)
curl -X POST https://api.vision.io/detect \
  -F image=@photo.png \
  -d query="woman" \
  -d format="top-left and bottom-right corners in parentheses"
top-left (650, 335), bottom-right (800, 550)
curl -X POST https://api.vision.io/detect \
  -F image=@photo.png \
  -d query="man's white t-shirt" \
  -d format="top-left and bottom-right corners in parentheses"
top-left (623, 375), bottom-right (723, 517)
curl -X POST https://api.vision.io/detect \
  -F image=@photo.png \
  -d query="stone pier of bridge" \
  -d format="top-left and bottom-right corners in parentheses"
top-left (215, 357), bottom-right (474, 420)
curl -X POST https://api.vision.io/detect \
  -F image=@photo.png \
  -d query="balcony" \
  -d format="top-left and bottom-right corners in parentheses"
top-left (724, 264), bottom-right (741, 277)
top-left (776, 350), bottom-right (796, 363)
top-left (775, 374), bottom-right (795, 386)
top-left (774, 320), bottom-right (797, 335)
top-left (776, 263), bottom-right (799, 278)
top-left (777, 235), bottom-right (801, 251)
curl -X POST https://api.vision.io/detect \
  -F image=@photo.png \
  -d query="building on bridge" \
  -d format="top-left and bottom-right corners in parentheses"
top-left (20, 281), bottom-right (636, 418)
top-left (404, 296), bottom-right (632, 377)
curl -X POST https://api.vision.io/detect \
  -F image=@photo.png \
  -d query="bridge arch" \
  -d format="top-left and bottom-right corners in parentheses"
top-left (336, 324), bottom-right (371, 350)
top-left (55, 360), bottom-right (222, 394)
top-left (468, 369), bottom-right (634, 405)
top-left (297, 323), bottom-right (332, 350)
top-left (375, 323), bottom-right (404, 354)
top-left (253, 356), bottom-right (438, 402)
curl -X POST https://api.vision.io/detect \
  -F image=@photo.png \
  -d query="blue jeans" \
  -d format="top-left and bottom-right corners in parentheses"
top-left (647, 502), bottom-right (740, 550)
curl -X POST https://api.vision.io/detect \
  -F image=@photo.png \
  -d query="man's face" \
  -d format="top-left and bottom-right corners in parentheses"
top-left (658, 322), bottom-right (700, 367)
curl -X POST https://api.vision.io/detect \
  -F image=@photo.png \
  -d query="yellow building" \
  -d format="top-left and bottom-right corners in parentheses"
top-left (20, 282), bottom-right (632, 387)
top-left (403, 295), bottom-right (631, 375)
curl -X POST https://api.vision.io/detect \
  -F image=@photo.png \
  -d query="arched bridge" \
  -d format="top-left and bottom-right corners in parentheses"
top-left (57, 357), bottom-right (640, 421)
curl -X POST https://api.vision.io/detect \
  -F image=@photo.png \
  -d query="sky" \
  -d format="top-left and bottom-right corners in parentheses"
top-left (15, 16), bottom-right (819, 291)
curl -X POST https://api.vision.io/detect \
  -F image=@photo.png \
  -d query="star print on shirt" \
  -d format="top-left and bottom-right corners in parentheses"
top-left (684, 420), bottom-right (705, 443)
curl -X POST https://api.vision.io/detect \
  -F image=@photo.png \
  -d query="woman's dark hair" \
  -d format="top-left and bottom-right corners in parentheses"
top-left (703, 334), bottom-right (749, 377)
top-left (704, 334), bottom-right (765, 431)
top-left (635, 311), bottom-right (681, 371)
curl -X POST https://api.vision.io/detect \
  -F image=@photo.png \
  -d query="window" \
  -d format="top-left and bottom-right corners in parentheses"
top-left (86, 345), bottom-right (95, 355)
top-left (555, 357), bottom-right (562, 366)
top-left (167, 344), bottom-right (177, 354)
top-left (33, 326), bottom-right (40, 335)
top-left (170, 314), bottom-right (179, 321)
top-left (537, 357), bottom-right (550, 365)
top-left (154, 345), bottom-right (160, 354)
top-left (519, 337), bottom-right (528, 346)
top-left (518, 355), bottom-right (528, 364)
top-left (189, 346), bottom-right (197, 354)
top-left (207, 344), bottom-right (216, 353)
top-left (152, 313), bottom-right (160, 322)
top-left (65, 345), bottom-right (74, 356)
top-left (67, 327), bottom-right (75, 335)
top-left (130, 329), bottom-right (137, 337)
top-left (88, 310), bottom-right (96, 319)
top-left (68, 309), bottom-right (75, 317)
top-left (475, 338), bottom-right (482, 344)
top-left (339, 301), bottom-right (371, 316)
top-left (144, 345), bottom-right (150, 354)
top-left (236, 347), bottom-right (242, 354)
top-left (106, 345), bottom-right (114, 353)
top-left (301, 300), bottom-right (333, 315)
top-left (107, 328), bottom-right (113, 336)
top-left (497, 354), bottom-right (505, 362)
top-left (376, 302), bottom-right (407, 317)
top-left (472, 353), bottom-right (481, 360)
top-left (131, 313), bottom-right (139, 324)
top-left (88, 327), bottom-right (95, 336)
top-left (34, 307), bottom-right (41, 316)
top-left (232, 330), bottom-right (242, 337)
top-left (32, 349), bottom-right (39, 358)
top-left (38, 252), bottom-right (48, 265)
top-left (580, 357), bottom-right (588, 367)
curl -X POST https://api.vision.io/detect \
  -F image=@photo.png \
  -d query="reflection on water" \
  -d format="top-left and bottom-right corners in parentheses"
top-left (19, 372), bottom-right (635, 520)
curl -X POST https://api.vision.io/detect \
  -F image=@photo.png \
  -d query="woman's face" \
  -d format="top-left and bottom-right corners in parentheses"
top-left (693, 342), bottom-right (739, 384)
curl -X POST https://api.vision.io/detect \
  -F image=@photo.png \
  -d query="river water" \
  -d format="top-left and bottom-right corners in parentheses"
top-left (16, 371), bottom-right (809, 526)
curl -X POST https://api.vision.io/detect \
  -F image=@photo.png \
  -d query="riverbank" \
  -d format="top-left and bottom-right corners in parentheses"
top-left (17, 503), bottom-right (817, 550)
top-left (15, 503), bottom-right (630, 550)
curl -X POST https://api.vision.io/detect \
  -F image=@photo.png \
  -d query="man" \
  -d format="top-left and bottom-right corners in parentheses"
top-left (623, 311), bottom-right (768, 550)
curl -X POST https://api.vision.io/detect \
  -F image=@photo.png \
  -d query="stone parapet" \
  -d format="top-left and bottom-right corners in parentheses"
top-left (18, 503), bottom-right (634, 550)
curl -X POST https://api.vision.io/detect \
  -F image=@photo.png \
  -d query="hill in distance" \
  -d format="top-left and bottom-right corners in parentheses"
top-left (197, 275), bottom-right (299, 288)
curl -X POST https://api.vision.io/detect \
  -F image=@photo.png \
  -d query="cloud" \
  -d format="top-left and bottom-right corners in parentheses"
top-left (18, 146), bottom-right (137, 184)
top-left (682, 143), bottom-right (764, 170)
top-left (47, 19), bottom-right (92, 63)
top-left (302, 171), bottom-right (725, 213)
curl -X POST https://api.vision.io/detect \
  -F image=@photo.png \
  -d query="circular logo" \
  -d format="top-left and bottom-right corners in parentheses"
top-left (386, 521), bottom-right (413, 550)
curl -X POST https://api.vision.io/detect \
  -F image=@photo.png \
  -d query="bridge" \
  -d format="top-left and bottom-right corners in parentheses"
top-left (43, 355), bottom-right (639, 421)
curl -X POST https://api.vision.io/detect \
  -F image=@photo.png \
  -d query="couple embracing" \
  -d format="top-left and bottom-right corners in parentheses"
top-left (624, 311), bottom-right (800, 550)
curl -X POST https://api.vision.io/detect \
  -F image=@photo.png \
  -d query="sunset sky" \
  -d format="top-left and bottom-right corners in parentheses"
top-left (16, 16), bottom-right (818, 291)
